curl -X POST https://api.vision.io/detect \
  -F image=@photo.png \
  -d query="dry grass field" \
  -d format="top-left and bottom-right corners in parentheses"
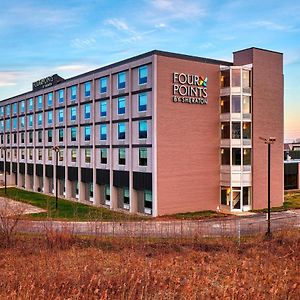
top-left (0, 230), bottom-right (299, 299)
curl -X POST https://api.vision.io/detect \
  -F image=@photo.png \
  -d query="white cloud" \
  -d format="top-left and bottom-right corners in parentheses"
top-left (70, 38), bottom-right (96, 49)
top-left (106, 19), bottom-right (130, 31)
top-left (0, 71), bottom-right (23, 87)
top-left (251, 21), bottom-right (295, 32)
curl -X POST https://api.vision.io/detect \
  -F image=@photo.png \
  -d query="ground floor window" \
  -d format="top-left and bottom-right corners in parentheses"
top-left (221, 186), bottom-right (230, 206)
top-left (104, 185), bottom-right (110, 205)
top-left (89, 183), bottom-right (93, 199)
top-left (123, 187), bottom-right (129, 209)
top-left (144, 190), bottom-right (152, 214)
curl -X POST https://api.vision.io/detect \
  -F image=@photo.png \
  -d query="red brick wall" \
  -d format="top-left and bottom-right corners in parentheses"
top-left (234, 48), bottom-right (284, 209)
top-left (156, 55), bottom-right (221, 215)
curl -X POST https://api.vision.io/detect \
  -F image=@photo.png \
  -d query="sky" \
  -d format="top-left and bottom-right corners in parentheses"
top-left (0, 0), bottom-right (299, 141)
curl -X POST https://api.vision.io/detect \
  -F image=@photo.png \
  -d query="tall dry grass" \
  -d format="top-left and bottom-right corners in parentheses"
top-left (0, 231), bottom-right (299, 299)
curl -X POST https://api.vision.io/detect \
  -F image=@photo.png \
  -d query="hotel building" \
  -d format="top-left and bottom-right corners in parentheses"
top-left (0, 47), bottom-right (284, 216)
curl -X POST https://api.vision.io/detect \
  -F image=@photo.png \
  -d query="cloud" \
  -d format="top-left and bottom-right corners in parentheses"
top-left (70, 38), bottom-right (96, 49)
top-left (106, 19), bottom-right (130, 31)
top-left (0, 71), bottom-right (24, 87)
top-left (251, 21), bottom-right (295, 32)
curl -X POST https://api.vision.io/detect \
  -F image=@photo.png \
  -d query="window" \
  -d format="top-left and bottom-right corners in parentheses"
top-left (139, 65), bottom-right (148, 84)
top-left (20, 116), bottom-right (25, 128)
top-left (100, 101), bottom-right (107, 117)
top-left (29, 131), bottom-right (33, 143)
top-left (118, 72), bottom-right (126, 89)
top-left (71, 85), bottom-right (77, 100)
top-left (48, 149), bottom-right (52, 161)
top-left (242, 96), bottom-right (251, 114)
top-left (118, 148), bottom-right (126, 165)
top-left (243, 122), bottom-right (251, 139)
top-left (221, 122), bottom-right (230, 139)
top-left (232, 69), bottom-right (241, 87)
top-left (38, 131), bottom-right (42, 143)
top-left (84, 126), bottom-right (91, 141)
top-left (232, 95), bottom-right (241, 113)
top-left (48, 111), bottom-right (53, 125)
top-left (37, 113), bottom-right (43, 126)
top-left (220, 69), bottom-right (230, 88)
top-left (29, 149), bottom-right (33, 160)
top-left (100, 148), bottom-right (107, 164)
top-left (71, 149), bottom-right (77, 162)
top-left (59, 149), bottom-right (64, 161)
top-left (37, 95), bottom-right (43, 110)
top-left (14, 149), bottom-right (17, 158)
top-left (85, 149), bottom-right (91, 163)
top-left (13, 103), bottom-right (17, 114)
top-left (139, 120), bottom-right (147, 139)
top-left (6, 134), bottom-right (10, 144)
top-left (118, 97), bottom-right (125, 114)
top-left (100, 124), bottom-right (107, 140)
top-left (28, 98), bottom-right (33, 111)
top-left (47, 92), bottom-right (53, 106)
top-left (48, 130), bottom-right (53, 143)
top-left (220, 96), bottom-right (230, 113)
top-left (21, 149), bottom-right (25, 159)
top-left (13, 133), bottom-right (17, 144)
top-left (104, 185), bottom-right (110, 203)
top-left (70, 106), bottom-right (77, 121)
top-left (232, 122), bottom-right (241, 139)
top-left (242, 70), bottom-right (251, 92)
top-left (71, 127), bottom-right (77, 142)
top-left (84, 82), bottom-right (91, 97)
top-left (13, 118), bottom-right (17, 130)
top-left (58, 89), bottom-right (64, 104)
top-left (139, 148), bottom-right (147, 166)
top-left (21, 132), bottom-right (25, 144)
top-left (221, 148), bottom-right (230, 165)
top-left (0, 134), bottom-right (3, 144)
top-left (243, 187), bottom-right (251, 206)
top-left (0, 107), bottom-right (3, 117)
top-left (5, 105), bottom-right (10, 116)
top-left (38, 149), bottom-right (42, 161)
top-left (84, 104), bottom-right (91, 119)
top-left (138, 93), bottom-right (147, 112)
top-left (144, 190), bottom-right (152, 212)
top-left (100, 77), bottom-right (107, 93)
top-left (20, 100), bottom-right (25, 114)
top-left (58, 109), bottom-right (64, 123)
top-left (232, 148), bottom-right (241, 165)
top-left (28, 115), bottom-right (33, 127)
top-left (59, 129), bottom-right (64, 142)
top-left (118, 122), bottom-right (125, 140)
top-left (243, 149), bottom-right (251, 165)
top-left (6, 119), bottom-right (11, 131)
top-left (123, 187), bottom-right (129, 209)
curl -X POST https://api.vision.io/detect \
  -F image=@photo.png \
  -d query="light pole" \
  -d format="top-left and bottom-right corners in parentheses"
top-left (52, 146), bottom-right (60, 210)
top-left (259, 137), bottom-right (276, 238)
top-left (1, 146), bottom-right (7, 194)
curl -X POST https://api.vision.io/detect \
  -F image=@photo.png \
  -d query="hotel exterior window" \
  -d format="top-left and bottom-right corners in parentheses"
top-left (138, 93), bottom-right (147, 112)
top-left (118, 72), bottom-right (126, 89)
top-left (100, 148), bottom-right (107, 164)
top-left (38, 131), bottom-right (42, 143)
top-left (21, 132), bottom-right (25, 144)
top-left (118, 148), bottom-right (126, 165)
top-left (29, 149), bottom-right (33, 160)
top-left (13, 118), bottom-right (17, 130)
top-left (48, 111), bottom-right (53, 125)
top-left (118, 122), bottom-right (125, 140)
top-left (100, 77), bottom-right (107, 93)
top-left (85, 149), bottom-right (91, 163)
top-left (21, 149), bottom-right (25, 159)
top-left (243, 187), bottom-right (251, 206)
top-left (13, 133), bottom-right (17, 144)
top-left (48, 149), bottom-right (52, 161)
top-left (37, 96), bottom-right (43, 110)
top-left (139, 148), bottom-right (147, 166)
top-left (242, 96), bottom-right (251, 114)
top-left (221, 122), bottom-right (230, 139)
top-left (118, 97), bottom-right (125, 115)
top-left (20, 116), bottom-right (25, 128)
top-left (6, 119), bottom-right (11, 131)
top-left (13, 103), bottom-right (17, 114)
top-left (14, 149), bottom-right (17, 158)
top-left (70, 106), bottom-right (77, 121)
top-left (100, 101), bottom-right (107, 117)
top-left (84, 82), bottom-right (91, 97)
top-left (47, 92), bottom-right (53, 107)
top-left (221, 148), bottom-right (230, 165)
top-left (7, 134), bottom-right (10, 144)
top-left (0, 121), bottom-right (3, 132)
top-left (220, 96), bottom-right (230, 113)
top-left (232, 148), bottom-right (241, 165)
top-left (139, 120), bottom-right (147, 139)
top-left (38, 149), bottom-right (42, 161)
top-left (37, 113), bottom-right (43, 126)
top-left (100, 124), bottom-right (107, 140)
top-left (232, 69), bottom-right (241, 87)
top-left (123, 187), bottom-right (129, 209)
top-left (0, 135), bottom-right (3, 144)
top-left (84, 126), bottom-right (91, 141)
top-left (139, 65), bottom-right (148, 84)
top-left (232, 122), bottom-right (241, 139)
top-left (59, 149), bottom-right (64, 161)
top-left (71, 149), bottom-right (77, 162)
top-left (0, 107), bottom-right (3, 117)
top-left (28, 98), bottom-right (33, 111)
top-left (71, 127), bottom-right (77, 142)
top-left (84, 103), bottom-right (91, 119)
top-left (220, 69), bottom-right (230, 88)
top-left (58, 89), bottom-right (64, 104)
top-left (28, 115), bottom-right (33, 127)
top-left (104, 185), bottom-right (110, 203)
top-left (144, 190), bottom-right (152, 213)
top-left (58, 109), bottom-right (64, 123)
top-left (232, 95), bottom-right (241, 113)
top-left (243, 149), bottom-right (251, 165)
top-left (5, 104), bottom-right (10, 116)
top-left (242, 70), bottom-right (251, 93)
top-left (48, 130), bottom-right (53, 143)
top-left (71, 85), bottom-right (77, 101)
top-left (20, 100), bottom-right (25, 114)
top-left (59, 129), bottom-right (64, 142)
top-left (29, 131), bottom-right (33, 143)
top-left (242, 122), bottom-right (251, 139)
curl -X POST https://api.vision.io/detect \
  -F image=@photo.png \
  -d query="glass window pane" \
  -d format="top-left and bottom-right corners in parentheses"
top-left (232, 148), bottom-right (241, 165)
top-left (118, 72), bottom-right (126, 89)
top-left (243, 149), bottom-right (251, 165)
top-left (232, 69), bottom-right (241, 87)
top-left (242, 96), bottom-right (251, 114)
top-left (118, 97), bottom-right (125, 114)
top-left (232, 95), bottom-right (241, 113)
top-left (220, 69), bottom-right (230, 88)
top-left (139, 120), bottom-right (147, 139)
top-left (243, 122), bottom-right (251, 139)
top-left (221, 122), bottom-right (230, 139)
top-left (232, 122), bottom-right (241, 139)
top-left (139, 66), bottom-right (148, 84)
top-left (220, 96), bottom-right (230, 113)
top-left (100, 77), bottom-right (107, 93)
top-left (100, 101), bottom-right (107, 117)
top-left (221, 148), bottom-right (230, 165)
top-left (138, 93), bottom-right (147, 112)
top-left (118, 123), bottom-right (125, 139)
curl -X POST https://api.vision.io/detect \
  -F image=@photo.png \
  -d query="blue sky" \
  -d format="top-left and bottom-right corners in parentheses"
top-left (0, 0), bottom-right (299, 140)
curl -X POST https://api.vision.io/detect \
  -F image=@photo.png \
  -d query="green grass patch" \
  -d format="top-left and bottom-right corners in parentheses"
top-left (159, 210), bottom-right (229, 220)
top-left (0, 187), bottom-right (147, 222)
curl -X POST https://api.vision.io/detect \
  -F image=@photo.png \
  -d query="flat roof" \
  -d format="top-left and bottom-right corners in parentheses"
top-left (233, 47), bottom-right (283, 55)
top-left (1, 50), bottom-right (233, 103)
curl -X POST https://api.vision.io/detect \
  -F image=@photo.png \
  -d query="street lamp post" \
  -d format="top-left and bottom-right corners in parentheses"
top-left (259, 137), bottom-right (276, 238)
top-left (1, 146), bottom-right (7, 194)
top-left (52, 146), bottom-right (60, 210)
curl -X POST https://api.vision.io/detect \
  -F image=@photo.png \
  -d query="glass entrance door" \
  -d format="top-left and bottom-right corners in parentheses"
top-left (231, 189), bottom-right (241, 210)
